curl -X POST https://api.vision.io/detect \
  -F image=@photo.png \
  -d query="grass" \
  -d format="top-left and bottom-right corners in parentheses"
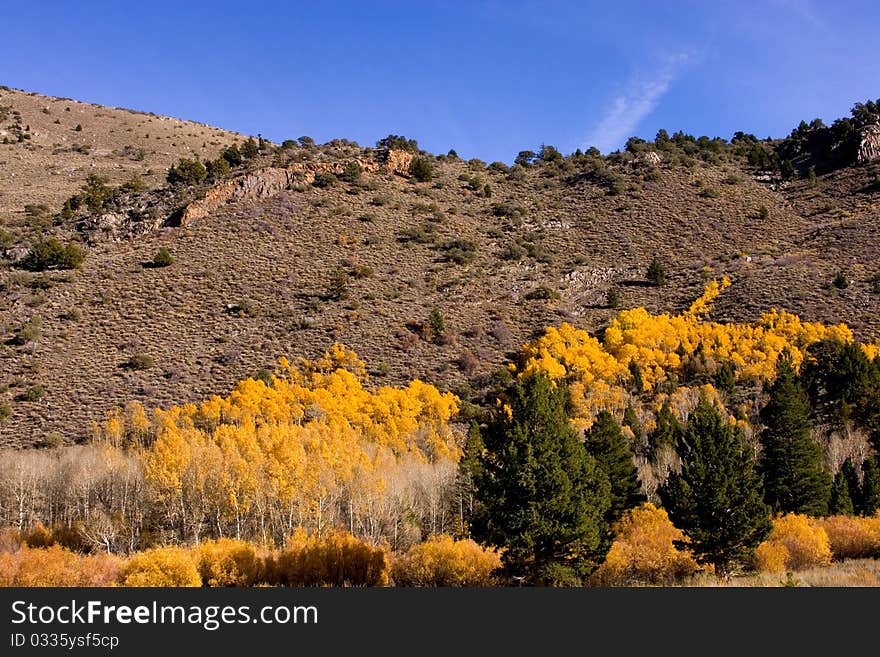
top-left (685, 559), bottom-right (880, 587)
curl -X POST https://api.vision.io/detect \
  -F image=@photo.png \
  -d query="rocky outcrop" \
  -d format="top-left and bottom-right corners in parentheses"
top-left (382, 149), bottom-right (414, 177)
top-left (638, 151), bottom-right (662, 166)
top-left (180, 167), bottom-right (293, 226)
top-left (179, 151), bottom-right (411, 227)
top-left (857, 124), bottom-right (880, 164)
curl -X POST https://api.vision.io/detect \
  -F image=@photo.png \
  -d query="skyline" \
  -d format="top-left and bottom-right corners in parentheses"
top-left (2, 1), bottom-right (878, 161)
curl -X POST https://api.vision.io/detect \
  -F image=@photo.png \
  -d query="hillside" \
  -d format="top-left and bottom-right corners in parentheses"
top-left (0, 86), bottom-right (244, 225)
top-left (1, 92), bottom-right (879, 445)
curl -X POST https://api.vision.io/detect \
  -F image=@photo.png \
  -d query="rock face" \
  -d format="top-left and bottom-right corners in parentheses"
top-left (857, 124), bottom-right (880, 164)
top-left (639, 151), bottom-right (662, 166)
top-left (179, 150), bottom-right (411, 227)
top-left (382, 149), bottom-right (414, 177)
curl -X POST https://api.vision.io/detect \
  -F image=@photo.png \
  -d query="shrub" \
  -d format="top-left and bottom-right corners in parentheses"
top-left (376, 134), bottom-right (419, 152)
top-left (22, 384), bottom-right (45, 402)
top-left (438, 238), bottom-right (477, 264)
top-left (221, 144), bottom-right (242, 167)
top-left (429, 307), bottom-right (447, 344)
top-left (205, 157), bottom-right (230, 179)
top-left (646, 257), bottom-right (666, 286)
top-left (118, 546), bottom-right (201, 587)
top-left (490, 202), bottom-right (519, 217)
top-left (197, 539), bottom-right (264, 587)
top-left (22, 523), bottom-right (54, 548)
top-left (339, 161), bottom-right (362, 183)
top-left (0, 545), bottom-right (121, 587)
top-left (832, 270), bottom-right (849, 289)
top-left (514, 150), bottom-right (536, 167)
top-left (121, 174), bottom-right (147, 192)
top-left (327, 267), bottom-right (349, 301)
top-left (872, 273), bottom-right (880, 294)
top-left (11, 317), bottom-right (41, 345)
top-left (592, 503), bottom-right (700, 585)
top-left (272, 529), bottom-right (390, 587)
top-left (606, 287), bottom-right (620, 309)
top-left (538, 144), bottom-right (563, 164)
top-left (755, 514), bottom-right (832, 572)
top-left (167, 158), bottom-right (207, 186)
top-left (22, 238), bottom-right (84, 271)
top-left (313, 172), bottom-right (338, 188)
top-left (754, 541), bottom-right (788, 574)
top-left (817, 515), bottom-right (880, 560)
top-left (152, 247), bottom-right (174, 268)
top-left (758, 205), bottom-right (770, 221)
top-left (409, 157), bottom-right (434, 182)
top-left (0, 400), bottom-right (10, 423)
top-left (241, 136), bottom-right (259, 158)
top-left (126, 353), bottom-right (155, 371)
top-left (607, 177), bottom-right (625, 196)
top-left (525, 286), bottom-right (559, 301)
top-left (392, 535), bottom-right (501, 586)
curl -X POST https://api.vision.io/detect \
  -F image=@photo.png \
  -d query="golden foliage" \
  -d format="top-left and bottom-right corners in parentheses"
top-left (517, 280), bottom-right (864, 428)
top-left (22, 522), bottom-right (54, 548)
top-left (592, 503), bottom-right (700, 585)
top-left (0, 545), bottom-right (121, 587)
top-left (94, 344), bottom-right (461, 543)
top-left (392, 534), bottom-right (501, 586)
top-left (755, 514), bottom-right (831, 572)
top-left (118, 546), bottom-right (201, 587)
top-left (197, 538), bottom-right (265, 587)
top-left (754, 541), bottom-right (789, 574)
top-left (272, 529), bottom-right (390, 587)
top-left (817, 514), bottom-right (880, 560)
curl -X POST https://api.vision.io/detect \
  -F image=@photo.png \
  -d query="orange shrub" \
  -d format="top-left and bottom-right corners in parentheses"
top-left (592, 503), bottom-right (699, 585)
top-left (817, 515), bottom-right (880, 560)
top-left (22, 523), bottom-right (54, 548)
top-left (0, 545), bottom-right (120, 586)
top-left (197, 538), bottom-right (265, 587)
top-left (756, 514), bottom-right (831, 572)
top-left (754, 541), bottom-right (789, 574)
top-left (273, 529), bottom-right (389, 587)
top-left (118, 546), bottom-right (201, 587)
top-left (392, 535), bottom-right (501, 586)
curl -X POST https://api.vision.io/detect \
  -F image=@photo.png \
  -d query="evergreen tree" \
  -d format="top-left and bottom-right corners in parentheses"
top-left (759, 353), bottom-right (831, 516)
top-left (840, 459), bottom-right (863, 514)
top-left (859, 457), bottom-right (880, 516)
top-left (713, 361), bottom-right (737, 396)
top-left (649, 402), bottom-right (682, 459)
top-left (454, 422), bottom-right (484, 536)
top-left (801, 339), bottom-right (880, 433)
top-left (659, 396), bottom-right (771, 575)
top-left (585, 411), bottom-right (645, 529)
top-left (241, 136), bottom-right (259, 158)
top-left (622, 405), bottom-right (645, 455)
top-left (829, 468), bottom-right (854, 515)
top-left (472, 373), bottom-right (611, 585)
top-left (646, 257), bottom-right (666, 286)
top-left (628, 360), bottom-right (645, 394)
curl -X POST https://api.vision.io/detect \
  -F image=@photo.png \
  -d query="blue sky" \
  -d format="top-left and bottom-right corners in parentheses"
top-left (3, 1), bottom-right (877, 162)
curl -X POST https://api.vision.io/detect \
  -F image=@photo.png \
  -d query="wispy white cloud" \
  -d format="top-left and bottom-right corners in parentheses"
top-left (768, 0), bottom-right (827, 32)
top-left (583, 54), bottom-right (691, 154)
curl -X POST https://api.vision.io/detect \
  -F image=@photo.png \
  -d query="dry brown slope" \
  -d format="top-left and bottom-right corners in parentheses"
top-left (0, 86), bottom-right (245, 220)
top-left (2, 143), bottom-right (878, 445)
